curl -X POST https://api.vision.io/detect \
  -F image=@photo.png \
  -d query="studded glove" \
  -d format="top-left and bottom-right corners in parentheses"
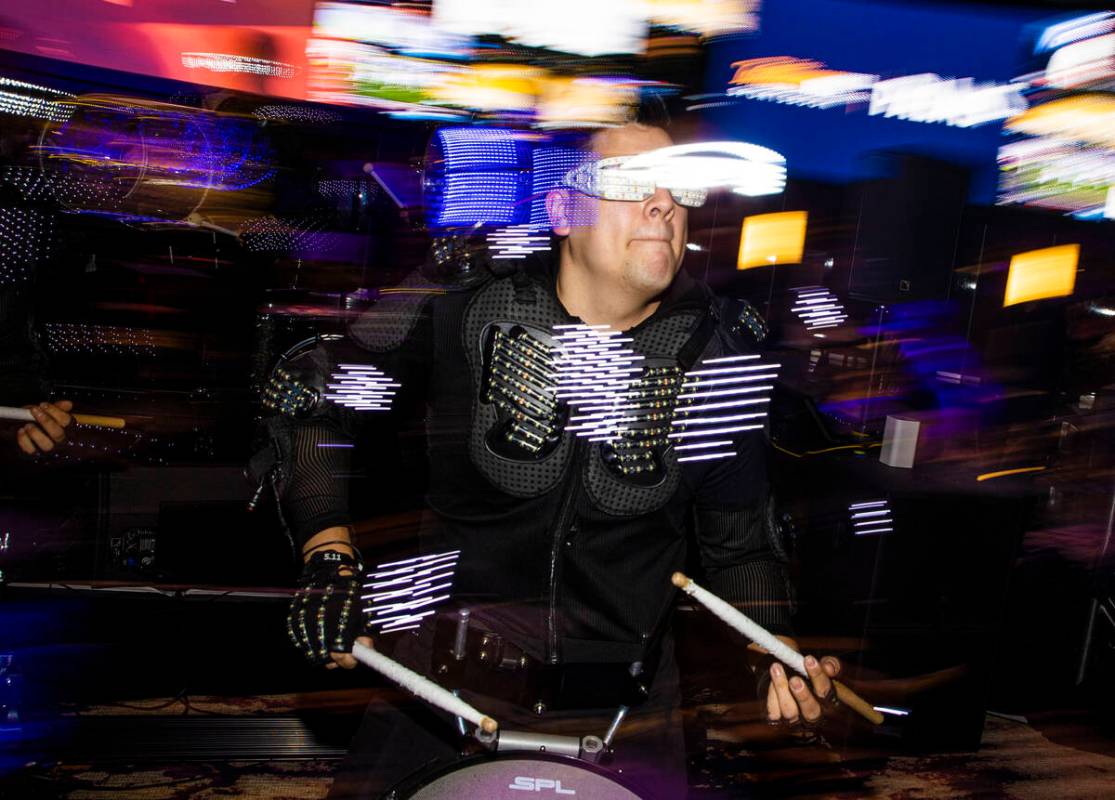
top-left (287, 550), bottom-right (363, 666)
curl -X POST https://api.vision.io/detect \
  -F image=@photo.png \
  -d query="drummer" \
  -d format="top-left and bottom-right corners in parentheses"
top-left (259, 114), bottom-right (843, 799)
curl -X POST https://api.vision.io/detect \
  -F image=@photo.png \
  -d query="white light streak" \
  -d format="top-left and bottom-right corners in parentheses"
top-left (791, 286), bottom-right (846, 331)
top-left (849, 499), bottom-right (893, 535)
top-left (874, 705), bottom-right (911, 716)
top-left (619, 141), bottom-right (787, 197)
top-left (362, 550), bottom-right (460, 633)
top-left (670, 352), bottom-right (780, 462)
top-left (487, 224), bottom-right (552, 260)
top-left (181, 52), bottom-right (299, 78)
top-left (324, 363), bottom-right (400, 411)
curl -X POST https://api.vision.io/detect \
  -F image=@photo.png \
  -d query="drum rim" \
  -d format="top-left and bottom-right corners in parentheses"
top-left (387, 749), bottom-right (650, 798)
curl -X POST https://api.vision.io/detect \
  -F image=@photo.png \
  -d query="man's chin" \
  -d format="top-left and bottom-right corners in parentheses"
top-left (628, 258), bottom-right (680, 297)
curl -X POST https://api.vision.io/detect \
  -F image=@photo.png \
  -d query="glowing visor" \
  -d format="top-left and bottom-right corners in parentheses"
top-left (562, 141), bottom-right (787, 207)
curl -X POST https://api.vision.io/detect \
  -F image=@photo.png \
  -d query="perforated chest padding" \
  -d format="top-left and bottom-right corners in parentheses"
top-left (464, 277), bottom-right (575, 497)
top-left (583, 312), bottom-right (702, 517)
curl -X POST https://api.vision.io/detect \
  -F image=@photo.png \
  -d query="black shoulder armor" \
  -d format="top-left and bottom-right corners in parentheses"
top-left (721, 297), bottom-right (768, 347)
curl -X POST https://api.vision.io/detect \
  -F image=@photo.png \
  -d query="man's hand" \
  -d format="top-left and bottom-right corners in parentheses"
top-left (16, 400), bottom-right (73, 454)
top-left (766, 654), bottom-right (841, 727)
top-left (289, 528), bottom-right (374, 669)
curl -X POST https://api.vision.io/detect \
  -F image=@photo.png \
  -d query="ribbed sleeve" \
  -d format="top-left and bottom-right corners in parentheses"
top-left (283, 420), bottom-right (354, 546)
top-left (695, 504), bottom-right (794, 636)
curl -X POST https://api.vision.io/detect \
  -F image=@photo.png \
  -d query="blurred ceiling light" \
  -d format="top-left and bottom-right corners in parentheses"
top-left (730, 57), bottom-right (855, 88)
top-left (1043, 33), bottom-right (1115, 90)
top-left (997, 137), bottom-right (1115, 218)
top-left (737, 211), bottom-right (807, 270)
top-left (621, 141), bottom-right (787, 197)
top-left (314, 2), bottom-right (466, 57)
top-left (1036, 12), bottom-right (1114, 54)
top-left (535, 77), bottom-right (642, 129)
top-left (1004, 244), bottom-right (1079, 307)
top-left (430, 64), bottom-right (544, 112)
top-left (868, 73), bottom-right (1027, 128)
top-left (646, 0), bottom-right (759, 37)
top-left (1006, 95), bottom-right (1115, 148)
top-left (728, 57), bottom-right (876, 109)
top-left (434, 0), bottom-right (647, 57)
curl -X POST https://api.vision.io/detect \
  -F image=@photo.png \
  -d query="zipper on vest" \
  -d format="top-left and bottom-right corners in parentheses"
top-left (545, 439), bottom-right (584, 664)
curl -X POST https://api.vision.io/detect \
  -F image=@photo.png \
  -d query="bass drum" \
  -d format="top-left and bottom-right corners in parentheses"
top-left (387, 752), bottom-right (651, 800)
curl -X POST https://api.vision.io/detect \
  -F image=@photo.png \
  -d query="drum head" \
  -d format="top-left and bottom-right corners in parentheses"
top-left (391, 752), bottom-right (649, 799)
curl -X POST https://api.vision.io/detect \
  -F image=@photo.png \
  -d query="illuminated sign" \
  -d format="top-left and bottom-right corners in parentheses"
top-left (868, 74), bottom-right (1027, 128)
top-left (997, 137), bottom-right (1115, 218)
top-left (726, 56), bottom-right (1028, 128)
top-left (1005, 94), bottom-right (1115, 148)
top-left (737, 211), bottom-right (806, 270)
top-left (1004, 244), bottom-right (1079, 307)
top-left (728, 57), bottom-right (877, 109)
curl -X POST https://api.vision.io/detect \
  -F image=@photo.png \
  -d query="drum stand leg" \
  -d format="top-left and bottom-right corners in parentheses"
top-left (1076, 475), bottom-right (1115, 685)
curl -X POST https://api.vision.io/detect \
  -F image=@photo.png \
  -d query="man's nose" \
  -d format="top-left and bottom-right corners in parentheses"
top-left (644, 186), bottom-right (676, 219)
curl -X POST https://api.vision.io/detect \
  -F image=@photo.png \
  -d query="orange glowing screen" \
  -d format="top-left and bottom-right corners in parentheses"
top-left (1003, 244), bottom-right (1079, 307)
top-left (737, 211), bottom-right (808, 270)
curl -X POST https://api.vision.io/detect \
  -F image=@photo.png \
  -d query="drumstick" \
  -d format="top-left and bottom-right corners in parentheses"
top-left (671, 572), bottom-right (884, 726)
top-left (0, 406), bottom-right (126, 430)
top-left (351, 641), bottom-right (498, 734)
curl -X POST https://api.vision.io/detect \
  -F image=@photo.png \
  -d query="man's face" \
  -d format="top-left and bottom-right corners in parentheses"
top-left (557, 125), bottom-right (689, 301)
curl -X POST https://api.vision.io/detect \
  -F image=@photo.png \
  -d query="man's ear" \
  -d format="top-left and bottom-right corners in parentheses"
top-left (546, 188), bottom-right (572, 236)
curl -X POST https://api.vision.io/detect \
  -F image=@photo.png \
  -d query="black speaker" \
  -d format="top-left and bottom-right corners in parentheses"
top-left (848, 154), bottom-right (970, 303)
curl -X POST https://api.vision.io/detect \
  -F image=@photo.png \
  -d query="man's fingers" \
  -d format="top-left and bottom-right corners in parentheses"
top-left (25, 425), bottom-right (54, 452)
top-left (770, 662), bottom-right (799, 722)
top-left (804, 655), bottom-right (833, 702)
top-left (16, 428), bottom-right (35, 454)
top-left (789, 675), bottom-right (823, 722)
top-left (30, 408), bottom-right (66, 442)
top-left (331, 651), bottom-right (358, 670)
top-left (355, 636), bottom-right (373, 650)
top-left (55, 400), bottom-right (74, 413)
top-left (325, 662), bottom-right (338, 670)
top-left (766, 683), bottom-right (781, 722)
top-left (821, 656), bottom-right (841, 678)
top-left (40, 402), bottom-right (73, 430)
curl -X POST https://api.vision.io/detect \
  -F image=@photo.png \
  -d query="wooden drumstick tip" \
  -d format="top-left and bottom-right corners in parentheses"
top-left (480, 716), bottom-right (498, 734)
top-left (671, 572), bottom-right (690, 589)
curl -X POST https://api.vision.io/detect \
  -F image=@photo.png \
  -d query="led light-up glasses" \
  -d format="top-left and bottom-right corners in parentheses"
top-left (562, 155), bottom-right (709, 208)
top-left (561, 141), bottom-right (788, 209)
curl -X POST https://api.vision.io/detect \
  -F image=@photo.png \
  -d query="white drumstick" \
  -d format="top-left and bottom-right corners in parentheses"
top-left (0, 407), bottom-right (36, 422)
top-left (671, 572), bottom-right (884, 725)
top-left (0, 405), bottom-right (126, 429)
top-left (672, 572), bottom-right (804, 672)
top-left (351, 641), bottom-right (498, 734)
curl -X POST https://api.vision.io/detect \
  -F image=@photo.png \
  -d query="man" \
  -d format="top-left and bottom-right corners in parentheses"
top-left (260, 122), bottom-right (841, 798)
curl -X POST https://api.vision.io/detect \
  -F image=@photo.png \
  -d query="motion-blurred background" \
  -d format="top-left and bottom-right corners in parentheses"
top-left (1, 1), bottom-right (1114, 797)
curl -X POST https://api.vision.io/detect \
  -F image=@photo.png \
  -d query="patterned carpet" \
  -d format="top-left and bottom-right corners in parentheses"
top-left (4, 692), bottom-right (1114, 799)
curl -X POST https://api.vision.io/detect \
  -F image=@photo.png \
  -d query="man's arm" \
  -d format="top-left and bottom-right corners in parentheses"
top-left (692, 437), bottom-right (842, 727)
top-left (263, 284), bottom-right (435, 669)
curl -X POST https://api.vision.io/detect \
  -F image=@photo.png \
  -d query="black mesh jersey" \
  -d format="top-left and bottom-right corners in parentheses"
top-left (275, 250), bottom-right (792, 665)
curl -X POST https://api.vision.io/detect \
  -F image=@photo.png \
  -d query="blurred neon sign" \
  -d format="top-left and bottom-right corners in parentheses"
top-left (727, 56), bottom-right (1028, 128)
